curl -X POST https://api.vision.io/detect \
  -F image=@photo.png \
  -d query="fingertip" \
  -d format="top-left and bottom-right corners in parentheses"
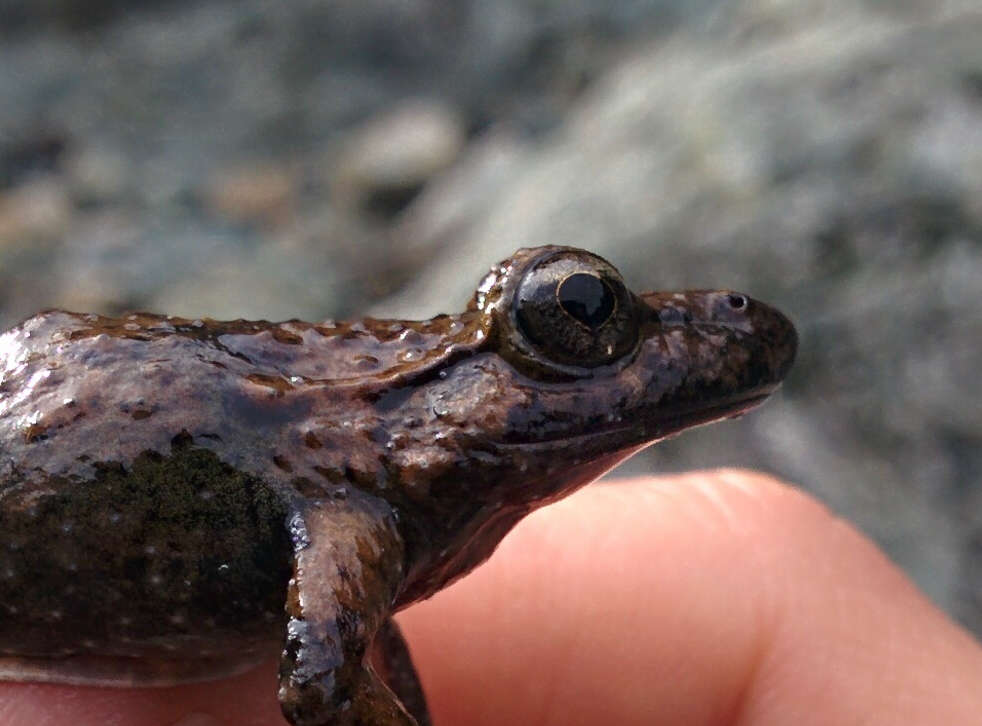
top-left (401, 470), bottom-right (982, 726)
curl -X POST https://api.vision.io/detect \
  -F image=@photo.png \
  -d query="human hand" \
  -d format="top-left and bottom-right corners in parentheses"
top-left (402, 470), bottom-right (982, 725)
top-left (3, 470), bottom-right (981, 724)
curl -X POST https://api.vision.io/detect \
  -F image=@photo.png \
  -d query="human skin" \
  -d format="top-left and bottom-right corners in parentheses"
top-left (1, 469), bottom-right (981, 725)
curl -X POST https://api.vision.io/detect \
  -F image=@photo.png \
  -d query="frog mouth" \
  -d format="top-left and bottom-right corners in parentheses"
top-left (500, 384), bottom-right (779, 450)
top-left (640, 387), bottom-right (777, 438)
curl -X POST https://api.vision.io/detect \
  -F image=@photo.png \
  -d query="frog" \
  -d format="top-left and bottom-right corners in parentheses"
top-left (0, 245), bottom-right (797, 725)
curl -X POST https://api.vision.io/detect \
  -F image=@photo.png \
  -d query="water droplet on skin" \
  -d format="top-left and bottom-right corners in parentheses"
top-left (398, 329), bottom-right (424, 345)
top-left (191, 319), bottom-right (204, 328)
top-left (447, 320), bottom-right (465, 335)
top-left (400, 348), bottom-right (424, 362)
top-left (289, 375), bottom-right (303, 384)
top-left (355, 355), bottom-right (380, 370)
top-left (217, 564), bottom-right (230, 573)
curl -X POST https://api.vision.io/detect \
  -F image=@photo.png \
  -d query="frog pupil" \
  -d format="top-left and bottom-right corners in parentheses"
top-left (557, 273), bottom-right (615, 328)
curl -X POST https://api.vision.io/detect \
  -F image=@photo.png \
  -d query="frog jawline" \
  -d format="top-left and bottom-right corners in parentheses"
top-left (641, 389), bottom-right (775, 437)
top-left (498, 386), bottom-right (777, 450)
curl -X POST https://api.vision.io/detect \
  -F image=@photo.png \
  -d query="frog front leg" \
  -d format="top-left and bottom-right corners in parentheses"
top-left (278, 495), bottom-right (420, 726)
top-left (371, 619), bottom-right (432, 726)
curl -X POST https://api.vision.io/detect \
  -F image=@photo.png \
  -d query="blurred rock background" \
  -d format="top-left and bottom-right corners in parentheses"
top-left (1, 0), bottom-right (981, 634)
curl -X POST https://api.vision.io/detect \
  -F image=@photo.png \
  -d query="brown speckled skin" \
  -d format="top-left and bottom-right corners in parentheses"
top-left (0, 246), bottom-right (796, 725)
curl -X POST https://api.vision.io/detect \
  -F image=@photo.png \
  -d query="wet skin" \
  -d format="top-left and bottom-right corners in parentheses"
top-left (0, 246), bottom-right (796, 725)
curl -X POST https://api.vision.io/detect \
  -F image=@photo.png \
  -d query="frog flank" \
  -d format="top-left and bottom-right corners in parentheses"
top-left (0, 246), bottom-right (796, 725)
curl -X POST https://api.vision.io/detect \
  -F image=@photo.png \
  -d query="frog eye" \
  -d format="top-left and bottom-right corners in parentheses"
top-left (557, 273), bottom-right (616, 328)
top-left (512, 250), bottom-right (638, 369)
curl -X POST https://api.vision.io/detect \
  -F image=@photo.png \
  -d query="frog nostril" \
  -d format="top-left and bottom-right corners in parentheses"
top-left (726, 294), bottom-right (747, 311)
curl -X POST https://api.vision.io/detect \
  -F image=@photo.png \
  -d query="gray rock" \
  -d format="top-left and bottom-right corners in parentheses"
top-left (330, 99), bottom-right (466, 218)
top-left (0, 176), bottom-right (72, 247)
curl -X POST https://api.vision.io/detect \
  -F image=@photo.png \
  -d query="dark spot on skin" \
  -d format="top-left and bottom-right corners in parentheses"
top-left (273, 455), bottom-right (293, 473)
top-left (303, 432), bottom-right (322, 449)
top-left (171, 430), bottom-right (194, 449)
top-left (131, 409), bottom-right (153, 420)
top-left (313, 466), bottom-right (343, 483)
top-left (245, 373), bottom-right (293, 396)
top-left (343, 465), bottom-right (378, 489)
top-left (93, 460), bottom-right (125, 476)
top-left (292, 477), bottom-right (330, 498)
top-left (272, 328), bottom-right (304, 345)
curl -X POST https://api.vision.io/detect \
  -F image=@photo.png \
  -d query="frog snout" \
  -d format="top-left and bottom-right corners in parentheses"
top-left (639, 289), bottom-right (798, 386)
top-left (747, 298), bottom-right (798, 383)
top-left (708, 290), bottom-right (798, 385)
